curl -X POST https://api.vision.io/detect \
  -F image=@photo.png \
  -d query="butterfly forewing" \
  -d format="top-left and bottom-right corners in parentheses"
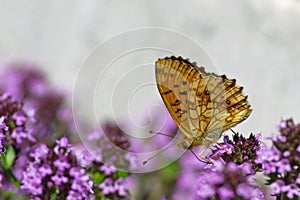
top-left (155, 56), bottom-right (252, 149)
top-left (155, 57), bottom-right (201, 139)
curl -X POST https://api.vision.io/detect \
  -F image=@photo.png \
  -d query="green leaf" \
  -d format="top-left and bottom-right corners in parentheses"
top-left (159, 161), bottom-right (180, 181)
top-left (117, 170), bottom-right (128, 178)
top-left (0, 190), bottom-right (17, 198)
top-left (50, 186), bottom-right (60, 199)
top-left (1, 146), bottom-right (16, 170)
top-left (92, 172), bottom-right (105, 185)
top-left (50, 192), bottom-right (58, 199)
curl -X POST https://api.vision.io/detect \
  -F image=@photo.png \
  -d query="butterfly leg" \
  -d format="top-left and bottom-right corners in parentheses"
top-left (196, 136), bottom-right (220, 164)
top-left (190, 148), bottom-right (213, 164)
top-left (193, 142), bottom-right (213, 164)
top-left (198, 142), bottom-right (210, 157)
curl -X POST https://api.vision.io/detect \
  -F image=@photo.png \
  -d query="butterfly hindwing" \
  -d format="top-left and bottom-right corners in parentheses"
top-left (206, 75), bottom-right (252, 134)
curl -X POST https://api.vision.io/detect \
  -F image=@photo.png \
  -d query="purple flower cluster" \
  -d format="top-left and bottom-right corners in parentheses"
top-left (76, 123), bottom-right (132, 199)
top-left (78, 147), bottom-right (131, 199)
top-left (195, 161), bottom-right (264, 200)
top-left (98, 176), bottom-right (128, 197)
top-left (0, 93), bottom-right (36, 152)
top-left (85, 122), bottom-right (133, 168)
top-left (211, 132), bottom-right (262, 172)
top-left (0, 92), bottom-right (37, 190)
top-left (0, 64), bottom-right (75, 198)
top-left (0, 63), bottom-right (135, 199)
top-left (21, 136), bottom-right (93, 199)
top-left (170, 132), bottom-right (263, 200)
top-left (0, 63), bottom-right (74, 141)
top-left (255, 119), bottom-right (300, 199)
top-left (88, 158), bottom-right (131, 199)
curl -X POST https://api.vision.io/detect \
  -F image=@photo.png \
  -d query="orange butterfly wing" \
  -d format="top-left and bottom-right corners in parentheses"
top-left (155, 56), bottom-right (252, 147)
top-left (155, 56), bottom-right (201, 139)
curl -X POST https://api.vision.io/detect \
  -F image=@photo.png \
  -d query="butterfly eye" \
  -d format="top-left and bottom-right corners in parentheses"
top-left (226, 100), bottom-right (231, 105)
top-left (204, 90), bottom-right (210, 95)
top-left (182, 140), bottom-right (190, 149)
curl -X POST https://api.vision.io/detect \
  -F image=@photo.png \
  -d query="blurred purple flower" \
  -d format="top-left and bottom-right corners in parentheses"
top-left (54, 156), bottom-right (71, 171)
top-left (29, 143), bottom-right (49, 163)
top-left (11, 126), bottom-right (35, 144)
top-left (276, 158), bottom-right (291, 173)
top-left (236, 182), bottom-right (254, 199)
top-left (99, 178), bottom-right (115, 195)
top-left (100, 164), bottom-right (117, 175)
top-left (255, 119), bottom-right (300, 199)
top-left (114, 178), bottom-right (128, 196)
top-left (195, 183), bottom-right (216, 199)
top-left (38, 164), bottom-right (52, 177)
top-left (270, 180), bottom-right (285, 195)
top-left (194, 161), bottom-right (263, 200)
top-left (170, 150), bottom-right (206, 200)
top-left (282, 184), bottom-right (299, 199)
top-left (217, 185), bottom-right (234, 200)
top-left (21, 136), bottom-right (94, 199)
top-left (74, 122), bottom-right (132, 199)
top-left (51, 171), bottom-right (69, 186)
top-left (0, 64), bottom-right (75, 142)
top-left (0, 93), bottom-right (36, 150)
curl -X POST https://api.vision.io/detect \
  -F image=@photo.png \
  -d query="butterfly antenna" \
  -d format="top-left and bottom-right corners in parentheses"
top-left (142, 142), bottom-right (177, 165)
top-left (149, 130), bottom-right (179, 139)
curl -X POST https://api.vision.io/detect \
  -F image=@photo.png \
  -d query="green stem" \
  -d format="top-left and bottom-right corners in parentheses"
top-left (4, 168), bottom-right (20, 188)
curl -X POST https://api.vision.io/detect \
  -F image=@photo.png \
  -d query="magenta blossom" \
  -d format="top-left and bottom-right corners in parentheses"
top-left (255, 119), bottom-right (300, 199)
top-left (21, 136), bottom-right (93, 199)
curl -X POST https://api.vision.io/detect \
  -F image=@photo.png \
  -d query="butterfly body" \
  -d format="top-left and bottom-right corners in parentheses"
top-left (155, 56), bottom-right (252, 156)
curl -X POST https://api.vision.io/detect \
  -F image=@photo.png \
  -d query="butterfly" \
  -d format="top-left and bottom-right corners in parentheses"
top-left (155, 56), bottom-right (252, 158)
